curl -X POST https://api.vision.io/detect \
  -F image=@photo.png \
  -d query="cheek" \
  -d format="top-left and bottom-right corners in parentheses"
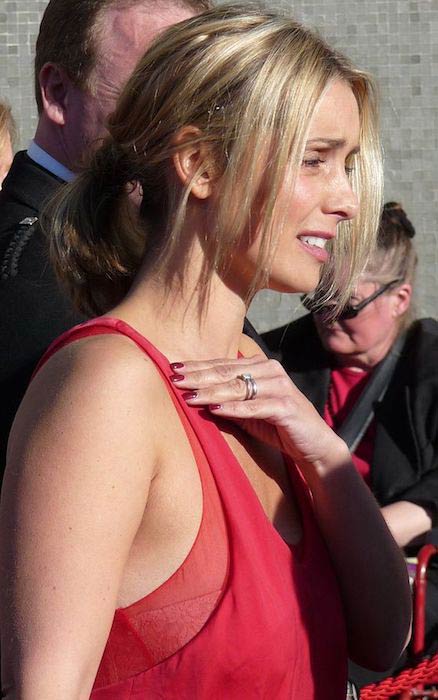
top-left (274, 176), bottom-right (315, 232)
top-left (286, 179), bottom-right (313, 222)
top-left (343, 316), bottom-right (384, 349)
top-left (78, 98), bottom-right (111, 149)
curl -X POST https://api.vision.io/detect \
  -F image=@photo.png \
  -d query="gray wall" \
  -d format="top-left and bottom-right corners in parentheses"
top-left (1, 0), bottom-right (437, 331)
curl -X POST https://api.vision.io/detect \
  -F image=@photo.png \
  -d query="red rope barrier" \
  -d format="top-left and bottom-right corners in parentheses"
top-left (360, 653), bottom-right (438, 698)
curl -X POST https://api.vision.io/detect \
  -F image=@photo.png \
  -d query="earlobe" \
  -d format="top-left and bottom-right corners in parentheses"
top-left (39, 63), bottom-right (70, 127)
top-left (172, 126), bottom-right (215, 200)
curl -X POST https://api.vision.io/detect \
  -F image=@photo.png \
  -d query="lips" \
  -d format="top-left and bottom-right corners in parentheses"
top-left (297, 231), bottom-right (335, 263)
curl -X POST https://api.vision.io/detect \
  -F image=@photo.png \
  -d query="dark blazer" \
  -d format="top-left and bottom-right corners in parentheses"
top-left (263, 313), bottom-right (438, 518)
top-left (0, 151), bottom-right (84, 467)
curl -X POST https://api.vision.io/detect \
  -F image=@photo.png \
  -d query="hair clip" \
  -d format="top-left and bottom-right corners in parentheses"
top-left (207, 104), bottom-right (225, 116)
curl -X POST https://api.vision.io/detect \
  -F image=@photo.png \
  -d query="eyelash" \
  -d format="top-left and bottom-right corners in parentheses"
top-left (301, 158), bottom-right (355, 175)
top-left (302, 158), bottom-right (325, 168)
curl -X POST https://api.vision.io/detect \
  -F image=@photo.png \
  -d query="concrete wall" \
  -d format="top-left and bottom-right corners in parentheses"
top-left (1, 0), bottom-right (437, 331)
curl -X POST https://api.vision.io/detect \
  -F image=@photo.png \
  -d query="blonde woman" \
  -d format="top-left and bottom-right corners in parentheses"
top-left (0, 101), bottom-right (15, 188)
top-left (0, 6), bottom-right (411, 699)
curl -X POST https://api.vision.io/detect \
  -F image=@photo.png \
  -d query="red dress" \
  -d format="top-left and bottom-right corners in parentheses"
top-left (36, 318), bottom-right (347, 699)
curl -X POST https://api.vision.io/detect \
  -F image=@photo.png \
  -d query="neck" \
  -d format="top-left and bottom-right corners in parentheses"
top-left (112, 246), bottom-right (249, 363)
top-left (33, 119), bottom-right (73, 171)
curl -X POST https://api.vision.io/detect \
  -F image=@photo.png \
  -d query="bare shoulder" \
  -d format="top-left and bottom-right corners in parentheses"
top-left (23, 332), bottom-right (165, 422)
top-left (239, 331), bottom-right (269, 359)
top-left (33, 331), bottom-right (162, 395)
top-left (7, 332), bottom-right (167, 484)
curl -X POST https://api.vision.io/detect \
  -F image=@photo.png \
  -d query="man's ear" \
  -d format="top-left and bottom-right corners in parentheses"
top-left (393, 283), bottom-right (412, 317)
top-left (38, 63), bottom-right (72, 126)
top-left (172, 126), bottom-right (216, 200)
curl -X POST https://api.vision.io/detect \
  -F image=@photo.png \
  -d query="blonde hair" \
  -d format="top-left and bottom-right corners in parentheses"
top-left (0, 101), bottom-right (16, 151)
top-left (45, 3), bottom-right (383, 316)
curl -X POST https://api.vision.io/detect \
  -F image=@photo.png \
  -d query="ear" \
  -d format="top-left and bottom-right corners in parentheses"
top-left (392, 283), bottom-right (412, 317)
top-left (38, 63), bottom-right (72, 126)
top-left (172, 126), bottom-right (216, 200)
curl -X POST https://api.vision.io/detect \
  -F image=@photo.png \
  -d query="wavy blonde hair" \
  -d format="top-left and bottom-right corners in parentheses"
top-left (45, 4), bottom-right (383, 316)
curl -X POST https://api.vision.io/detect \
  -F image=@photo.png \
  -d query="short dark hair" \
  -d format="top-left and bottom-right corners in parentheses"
top-left (34, 0), bottom-right (212, 113)
top-left (367, 201), bottom-right (417, 284)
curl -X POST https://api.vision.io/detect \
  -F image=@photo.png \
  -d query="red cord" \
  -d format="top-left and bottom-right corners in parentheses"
top-left (360, 652), bottom-right (438, 698)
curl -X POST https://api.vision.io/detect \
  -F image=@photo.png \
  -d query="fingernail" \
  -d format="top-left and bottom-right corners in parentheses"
top-left (209, 404), bottom-right (222, 411)
top-left (183, 392), bottom-right (198, 401)
top-left (170, 373), bottom-right (185, 383)
top-left (170, 362), bottom-right (184, 370)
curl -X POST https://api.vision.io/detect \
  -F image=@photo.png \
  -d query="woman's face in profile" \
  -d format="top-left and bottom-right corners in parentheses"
top-left (233, 80), bottom-right (361, 296)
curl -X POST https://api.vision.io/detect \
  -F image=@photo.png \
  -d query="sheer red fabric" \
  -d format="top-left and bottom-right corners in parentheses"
top-left (36, 318), bottom-right (347, 699)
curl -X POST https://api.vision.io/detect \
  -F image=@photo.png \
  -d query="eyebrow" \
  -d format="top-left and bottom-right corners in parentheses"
top-left (306, 138), bottom-right (360, 154)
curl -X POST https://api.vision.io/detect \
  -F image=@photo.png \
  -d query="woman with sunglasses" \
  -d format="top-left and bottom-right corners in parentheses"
top-left (264, 201), bottom-right (438, 685)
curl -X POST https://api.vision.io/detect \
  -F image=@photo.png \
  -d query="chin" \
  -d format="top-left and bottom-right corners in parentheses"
top-left (267, 269), bottom-right (321, 295)
top-left (323, 336), bottom-right (357, 355)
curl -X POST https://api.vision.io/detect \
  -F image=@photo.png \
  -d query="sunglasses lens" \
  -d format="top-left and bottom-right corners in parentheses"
top-left (338, 307), bottom-right (357, 320)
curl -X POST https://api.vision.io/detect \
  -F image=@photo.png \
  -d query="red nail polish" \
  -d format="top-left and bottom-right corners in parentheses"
top-left (209, 404), bottom-right (222, 411)
top-left (170, 362), bottom-right (184, 370)
top-left (170, 373), bottom-right (185, 382)
top-left (183, 391), bottom-right (198, 401)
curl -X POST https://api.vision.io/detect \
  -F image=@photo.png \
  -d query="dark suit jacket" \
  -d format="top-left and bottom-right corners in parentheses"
top-left (0, 151), bottom-right (84, 467)
top-left (263, 313), bottom-right (438, 518)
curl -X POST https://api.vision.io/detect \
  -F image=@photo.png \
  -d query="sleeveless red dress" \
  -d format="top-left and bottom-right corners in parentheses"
top-left (36, 318), bottom-right (347, 699)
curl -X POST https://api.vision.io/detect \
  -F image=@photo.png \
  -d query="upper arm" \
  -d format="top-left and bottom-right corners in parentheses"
top-left (0, 336), bottom-right (161, 696)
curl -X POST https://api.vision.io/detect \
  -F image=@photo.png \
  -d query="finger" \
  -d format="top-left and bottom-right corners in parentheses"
top-left (181, 372), bottom-right (297, 406)
top-left (181, 375), bottom-right (253, 405)
top-left (170, 354), bottom-right (266, 373)
top-left (207, 396), bottom-right (296, 423)
top-left (170, 357), bottom-right (283, 390)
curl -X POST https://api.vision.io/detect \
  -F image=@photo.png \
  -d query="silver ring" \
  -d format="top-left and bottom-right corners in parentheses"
top-left (237, 373), bottom-right (258, 401)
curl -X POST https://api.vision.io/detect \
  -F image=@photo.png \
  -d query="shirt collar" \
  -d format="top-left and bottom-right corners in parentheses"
top-left (27, 141), bottom-right (75, 183)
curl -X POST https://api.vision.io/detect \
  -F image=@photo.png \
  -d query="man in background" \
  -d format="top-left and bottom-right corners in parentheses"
top-left (0, 0), bottom-right (209, 468)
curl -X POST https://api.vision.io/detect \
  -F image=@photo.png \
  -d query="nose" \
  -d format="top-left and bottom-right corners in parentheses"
top-left (323, 172), bottom-right (359, 222)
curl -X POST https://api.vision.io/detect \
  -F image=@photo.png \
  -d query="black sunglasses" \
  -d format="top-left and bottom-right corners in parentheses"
top-left (301, 277), bottom-right (403, 321)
